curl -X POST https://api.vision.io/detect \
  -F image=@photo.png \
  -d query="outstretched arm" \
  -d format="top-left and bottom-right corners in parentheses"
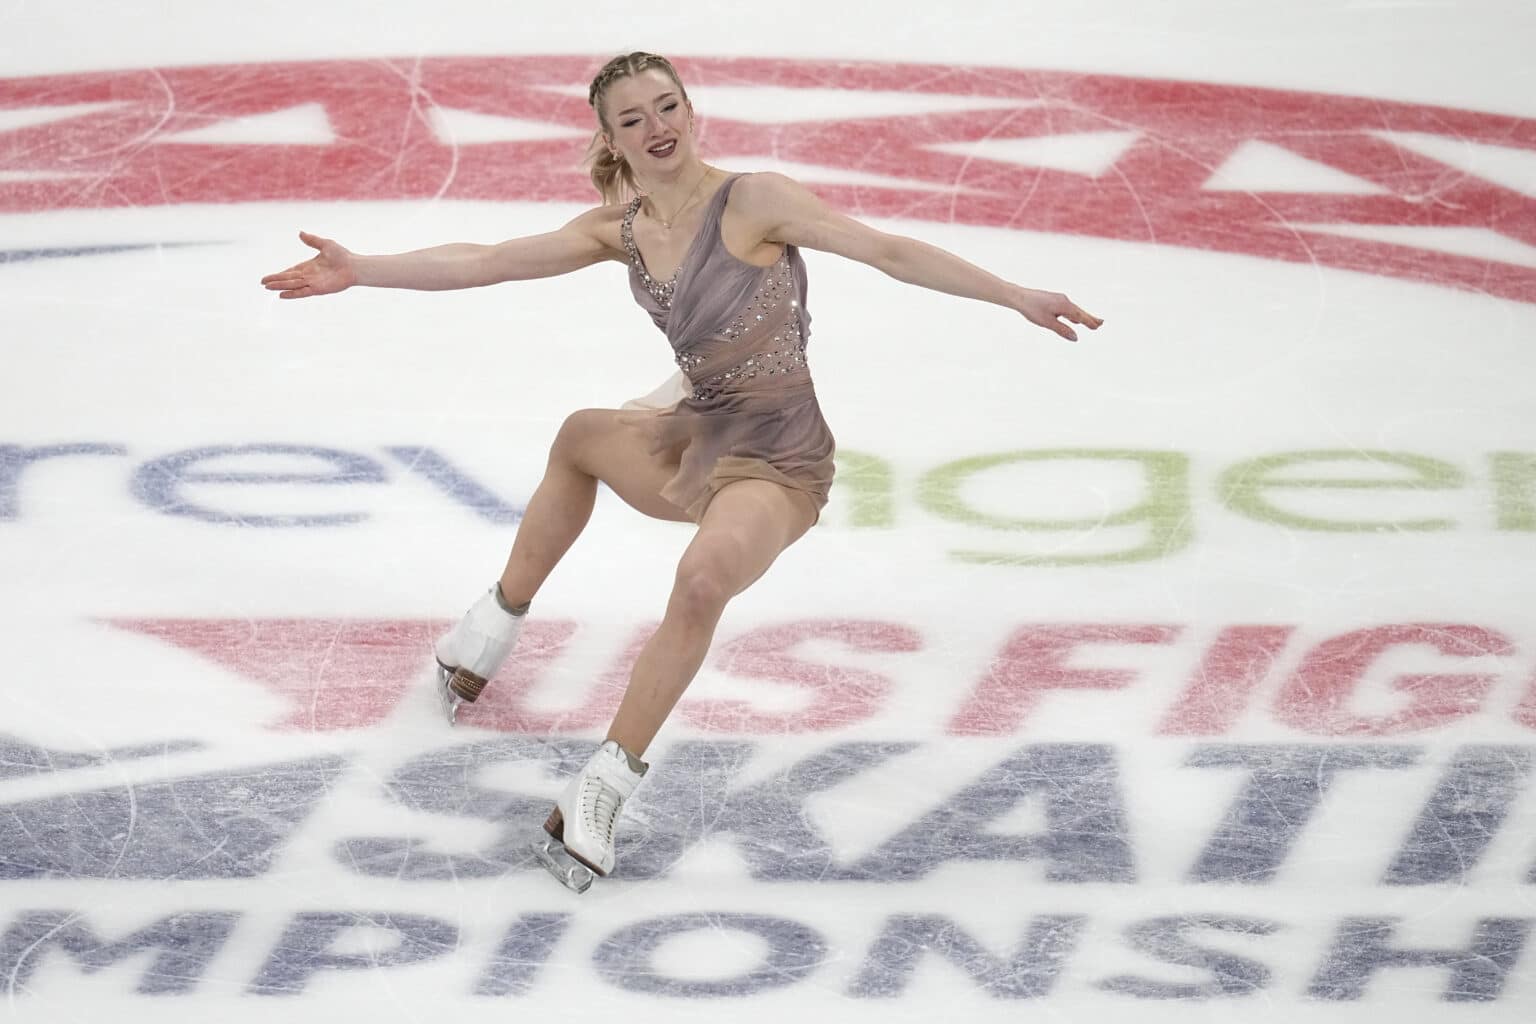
top-left (260, 208), bottom-right (618, 299)
top-left (735, 172), bottom-right (1103, 341)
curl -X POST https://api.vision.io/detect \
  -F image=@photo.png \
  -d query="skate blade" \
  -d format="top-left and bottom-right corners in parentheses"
top-left (433, 664), bottom-right (463, 726)
top-left (533, 838), bottom-right (595, 894)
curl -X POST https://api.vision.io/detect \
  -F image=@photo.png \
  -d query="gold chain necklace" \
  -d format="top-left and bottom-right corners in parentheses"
top-left (649, 167), bottom-right (712, 230)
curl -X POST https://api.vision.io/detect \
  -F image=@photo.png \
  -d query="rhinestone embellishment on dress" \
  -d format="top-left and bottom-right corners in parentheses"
top-left (680, 311), bottom-right (808, 401)
top-left (622, 198), bottom-right (679, 309)
top-left (627, 186), bottom-right (810, 402)
top-left (721, 251), bottom-right (794, 341)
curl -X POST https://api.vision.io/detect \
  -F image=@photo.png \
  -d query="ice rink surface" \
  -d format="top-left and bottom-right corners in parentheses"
top-left (2, 1), bottom-right (1535, 1020)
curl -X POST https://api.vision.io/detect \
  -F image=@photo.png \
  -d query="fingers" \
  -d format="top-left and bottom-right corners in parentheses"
top-left (259, 232), bottom-right (333, 295)
top-left (1050, 298), bottom-right (1102, 341)
top-left (260, 271), bottom-right (308, 291)
top-left (1063, 301), bottom-right (1104, 330)
top-left (1020, 289), bottom-right (1105, 342)
top-left (262, 278), bottom-right (308, 298)
top-left (1074, 307), bottom-right (1105, 329)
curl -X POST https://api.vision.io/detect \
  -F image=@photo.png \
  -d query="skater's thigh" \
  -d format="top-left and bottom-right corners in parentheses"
top-left (678, 478), bottom-right (817, 598)
top-left (555, 408), bottom-right (691, 523)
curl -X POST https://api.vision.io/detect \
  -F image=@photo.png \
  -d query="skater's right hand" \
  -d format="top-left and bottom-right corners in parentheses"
top-left (260, 231), bottom-right (357, 299)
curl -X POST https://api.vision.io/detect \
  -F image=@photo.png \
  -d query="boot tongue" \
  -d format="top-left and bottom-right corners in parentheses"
top-left (603, 741), bottom-right (648, 776)
top-left (621, 748), bottom-right (649, 776)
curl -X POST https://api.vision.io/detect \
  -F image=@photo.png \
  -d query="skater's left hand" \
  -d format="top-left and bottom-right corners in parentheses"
top-left (1015, 288), bottom-right (1103, 342)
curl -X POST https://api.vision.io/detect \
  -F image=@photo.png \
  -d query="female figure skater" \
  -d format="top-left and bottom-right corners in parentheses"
top-left (261, 52), bottom-right (1103, 891)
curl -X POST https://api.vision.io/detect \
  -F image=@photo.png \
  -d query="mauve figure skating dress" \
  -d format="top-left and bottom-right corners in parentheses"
top-left (619, 173), bottom-right (836, 521)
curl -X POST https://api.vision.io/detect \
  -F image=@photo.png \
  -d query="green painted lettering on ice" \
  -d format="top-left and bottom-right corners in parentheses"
top-left (916, 450), bottom-right (1192, 566)
top-left (1218, 451), bottom-right (1463, 532)
top-left (835, 450), bottom-right (895, 529)
top-left (1491, 452), bottom-right (1536, 532)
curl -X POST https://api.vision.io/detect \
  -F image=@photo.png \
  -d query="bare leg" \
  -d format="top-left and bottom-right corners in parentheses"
top-left (435, 409), bottom-right (694, 720)
top-left (605, 478), bottom-right (817, 756)
top-left (497, 409), bottom-right (690, 606)
top-left (529, 473), bottom-right (815, 889)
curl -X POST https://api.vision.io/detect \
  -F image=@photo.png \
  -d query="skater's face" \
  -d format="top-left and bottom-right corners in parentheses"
top-left (599, 68), bottom-right (696, 173)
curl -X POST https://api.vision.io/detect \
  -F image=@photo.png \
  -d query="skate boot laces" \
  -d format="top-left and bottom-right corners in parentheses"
top-left (582, 777), bottom-right (625, 848)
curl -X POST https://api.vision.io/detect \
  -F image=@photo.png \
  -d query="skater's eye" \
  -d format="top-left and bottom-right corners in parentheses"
top-left (661, 102), bottom-right (678, 113)
top-left (621, 117), bottom-right (641, 128)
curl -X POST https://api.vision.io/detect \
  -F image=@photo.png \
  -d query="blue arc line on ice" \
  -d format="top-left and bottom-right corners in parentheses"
top-left (0, 242), bottom-right (218, 264)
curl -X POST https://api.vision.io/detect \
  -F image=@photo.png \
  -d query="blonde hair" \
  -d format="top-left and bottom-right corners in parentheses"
top-left (584, 52), bottom-right (691, 204)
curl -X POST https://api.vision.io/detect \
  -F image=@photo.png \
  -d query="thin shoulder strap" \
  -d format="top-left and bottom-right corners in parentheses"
top-left (620, 195), bottom-right (642, 236)
top-left (693, 172), bottom-right (744, 238)
top-left (711, 172), bottom-right (745, 212)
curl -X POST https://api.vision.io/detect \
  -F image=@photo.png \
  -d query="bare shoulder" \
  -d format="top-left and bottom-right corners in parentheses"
top-left (730, 171), bottom-right (814, 214)
top-left (565, 203), bottom-right (630, 262)
top-left (726, 170), bottom-right (851, 252)
top-left (727, 172), bottom-right (830, 249)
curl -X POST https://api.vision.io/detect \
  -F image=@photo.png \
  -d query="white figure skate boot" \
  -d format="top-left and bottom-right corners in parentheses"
top-left (432, 584), bottom-right (527, 724)
top-left (533, 740), bottom-right (648, 893)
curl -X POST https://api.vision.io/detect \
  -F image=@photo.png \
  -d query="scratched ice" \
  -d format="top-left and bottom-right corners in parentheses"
top-left (2, 1), bottom-right (1535, 1021)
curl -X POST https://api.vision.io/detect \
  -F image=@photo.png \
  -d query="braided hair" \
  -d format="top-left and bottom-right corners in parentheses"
top-left (584, 52), bottom-right (691, 204)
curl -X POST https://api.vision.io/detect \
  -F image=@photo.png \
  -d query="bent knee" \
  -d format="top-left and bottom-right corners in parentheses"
top-left (551, 408), bottom-right (619, 463)
top-left (671, 557), bottom-right (736, 621)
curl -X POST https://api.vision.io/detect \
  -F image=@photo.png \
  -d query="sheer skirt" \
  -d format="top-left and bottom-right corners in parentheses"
top-left (621, 377), bottom-right (834, 522)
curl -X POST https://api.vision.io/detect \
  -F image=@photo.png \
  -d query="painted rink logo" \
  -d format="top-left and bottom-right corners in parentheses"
top-left (2, 612), bottom-right (1532, 1007)
top-left (2, 729), bottom-right (1533, 1001)
top-left (3, 56), bottom-right (1535, 1014)
top-left (1, 55), bottom-right (1534, 303)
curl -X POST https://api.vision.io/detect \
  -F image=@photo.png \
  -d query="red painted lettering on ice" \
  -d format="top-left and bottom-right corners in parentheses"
top-left (948, 624), bottom-right (1180, 735)
top-left (1275, 624), bottom-right (1516, 735)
